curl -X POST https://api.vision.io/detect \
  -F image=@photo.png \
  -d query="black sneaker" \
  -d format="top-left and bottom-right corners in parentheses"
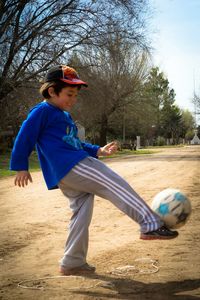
top-left (140, 226), bottom-right (178, 240)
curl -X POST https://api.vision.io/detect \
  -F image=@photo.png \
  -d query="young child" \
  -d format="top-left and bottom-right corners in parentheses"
top-left (10, 65), bottom-right (178, 276)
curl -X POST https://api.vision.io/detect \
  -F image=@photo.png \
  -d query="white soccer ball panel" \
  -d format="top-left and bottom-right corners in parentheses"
top-left (151, 188), bottom-right (192, 229)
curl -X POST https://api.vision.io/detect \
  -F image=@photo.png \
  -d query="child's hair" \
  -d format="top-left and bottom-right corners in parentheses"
top-left (40, 80), bottom-right (81, 99)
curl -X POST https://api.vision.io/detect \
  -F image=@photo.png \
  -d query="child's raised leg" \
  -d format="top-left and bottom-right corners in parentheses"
top-left (64, 156), bottom-right (162, 233)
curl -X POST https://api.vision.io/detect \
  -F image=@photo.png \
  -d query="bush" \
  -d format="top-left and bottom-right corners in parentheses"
top-left (185, 130), bottom-right (195, 140)
top-left (154, 136), bottom-right (166, 146)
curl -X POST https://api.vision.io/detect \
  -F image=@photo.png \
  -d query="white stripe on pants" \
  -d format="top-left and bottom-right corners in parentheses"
top-left (58, 156), bottom-right (162, 268)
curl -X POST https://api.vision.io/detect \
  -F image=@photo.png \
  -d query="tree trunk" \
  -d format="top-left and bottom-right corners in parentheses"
top-left (99, 114), bottom-right (108, 146)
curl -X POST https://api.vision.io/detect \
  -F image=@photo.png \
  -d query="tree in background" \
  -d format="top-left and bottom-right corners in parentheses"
top-left (180, 109), bottom-right (196, 142)
top-left (141, 67), bottom-right (175, 133)
top-left (110, 67), bottom-right (196, 146)
top-left (132, 67), bottom-right (178, 144)
top-left (0, 0), bottom-right (196, 149)
top-left (70, 24), bottom-right (150, 145)
top-left (160, 104), bottom-right (182, 144)
top-left (0, 0), bottom-right (150, 133)
top-left (0, 0), bottom-right (149, 100)
top-left (138, 69), bottom-right (196, 145)
top-left (72, 61), bottom-right (196, 146)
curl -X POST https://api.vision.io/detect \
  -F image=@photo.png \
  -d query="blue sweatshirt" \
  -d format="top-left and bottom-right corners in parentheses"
top-left (10, 101), bottom-right (100, 190)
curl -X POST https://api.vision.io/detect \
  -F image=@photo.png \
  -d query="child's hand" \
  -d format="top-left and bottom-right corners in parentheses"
top-left (97, 141), bottom-right (118, 156)
top-left (14, 171), bottom-right (33, 187)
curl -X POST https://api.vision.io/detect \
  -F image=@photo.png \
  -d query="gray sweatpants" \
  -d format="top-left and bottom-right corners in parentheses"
top-left (58, 156), bottom-right (162, 268)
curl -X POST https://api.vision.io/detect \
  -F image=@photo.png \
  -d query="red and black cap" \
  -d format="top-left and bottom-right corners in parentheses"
top-left (44, 65), bottom-right (88, 87)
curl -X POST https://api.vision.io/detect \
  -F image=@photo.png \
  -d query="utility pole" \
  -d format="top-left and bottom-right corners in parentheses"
top-left (122, 105), bottom-right (126, 143)
top-left (193, 71), bottom-right (200, 126)
top-left (191, 72), bottom-right (200, 144)
top-left (193, 72), bottom-right (197, 127)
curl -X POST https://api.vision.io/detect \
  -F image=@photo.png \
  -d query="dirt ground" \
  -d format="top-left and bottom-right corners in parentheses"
top-left (0, 146), bottom-right (200, 300)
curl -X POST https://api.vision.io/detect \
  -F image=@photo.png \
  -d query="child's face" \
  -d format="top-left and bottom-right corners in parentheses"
top-left (49, 86), bottom-right (79, 111)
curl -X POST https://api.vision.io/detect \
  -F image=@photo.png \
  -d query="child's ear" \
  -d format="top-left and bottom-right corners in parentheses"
top-left (48, 87), bottom-right (55, 97)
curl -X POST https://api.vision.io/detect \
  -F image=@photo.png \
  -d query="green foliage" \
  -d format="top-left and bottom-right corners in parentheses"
top-left (127, 67), bottom-right (178, 144)
top-left (0, 151), bottom-right (40, 178)
top-left (154, 136), bottom-right (166, 146)
top-left (160, 104), bottom-right (182, 140)
top-left (73, 64), bottom-right (195, 146)
top-left (180, 109), bottom-right (195, 139)
top-left (185, 129), bottom-right (195, 140)
top-left (142, 67), bottom-right (176, 133)
top-left (100, 149), bottom-right (157, 159)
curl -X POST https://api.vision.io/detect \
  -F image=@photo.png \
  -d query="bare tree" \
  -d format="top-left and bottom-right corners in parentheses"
top-left (0, 0), bottom-right (149, 100)
top-left (0, 0), bottom-right (150, 136)
top-left (0, 0), bottom-right (98, 100)
top-left (71, 26), bottom-right (150, 145)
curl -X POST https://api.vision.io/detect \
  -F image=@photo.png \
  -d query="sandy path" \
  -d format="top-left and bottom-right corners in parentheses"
top-left (0, 146), bottom-right (200, 300)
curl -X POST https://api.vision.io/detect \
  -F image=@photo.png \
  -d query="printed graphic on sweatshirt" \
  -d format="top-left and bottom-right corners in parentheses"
top-left (62, 125), bottom-right (83, 150)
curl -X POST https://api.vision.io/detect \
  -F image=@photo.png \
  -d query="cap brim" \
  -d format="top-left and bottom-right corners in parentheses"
top-left (60, 78), bottom-right (88, 87)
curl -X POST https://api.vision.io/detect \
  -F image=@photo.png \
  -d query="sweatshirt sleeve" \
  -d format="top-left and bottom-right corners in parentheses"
top-left (10, 105), bottom-right (48, 171)
top-left (81, 142), bottom-right (100, 158)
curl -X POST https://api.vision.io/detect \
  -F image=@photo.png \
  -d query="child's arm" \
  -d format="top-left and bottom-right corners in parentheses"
top-left (10, 105), bottom-right (48, 187)
top-left (80, 142), bottom-right (101, 158)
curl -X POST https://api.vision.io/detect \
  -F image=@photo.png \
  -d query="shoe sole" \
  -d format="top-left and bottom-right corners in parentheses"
top-left (140, 235), bottom-right (178, 240)
top-left (59, 268), bottom-right (96, 276)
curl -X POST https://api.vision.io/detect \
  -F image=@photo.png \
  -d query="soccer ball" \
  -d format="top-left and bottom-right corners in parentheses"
top-left (151, 188), bottom-right (192, 229)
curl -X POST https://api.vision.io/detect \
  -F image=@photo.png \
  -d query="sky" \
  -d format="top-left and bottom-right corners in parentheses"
top-left (149, 0), bottom-right (200, 122)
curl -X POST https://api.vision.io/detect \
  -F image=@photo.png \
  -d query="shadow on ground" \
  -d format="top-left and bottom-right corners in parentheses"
top-left (72, 273), bottom-right (200, 300)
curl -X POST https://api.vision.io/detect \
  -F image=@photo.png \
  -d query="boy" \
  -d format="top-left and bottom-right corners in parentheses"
top-left (10, 65), bottom-right (178, 276)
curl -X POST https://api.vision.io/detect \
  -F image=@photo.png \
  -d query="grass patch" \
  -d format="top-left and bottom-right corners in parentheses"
top-left (146, 144), bottom-right (184, 149)
top-left (100, 149), bottom-right (157, 159)
top-left (0, 151), bottom-right (40, 178)
top-left (0, 148), bottom-right (157, 178)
